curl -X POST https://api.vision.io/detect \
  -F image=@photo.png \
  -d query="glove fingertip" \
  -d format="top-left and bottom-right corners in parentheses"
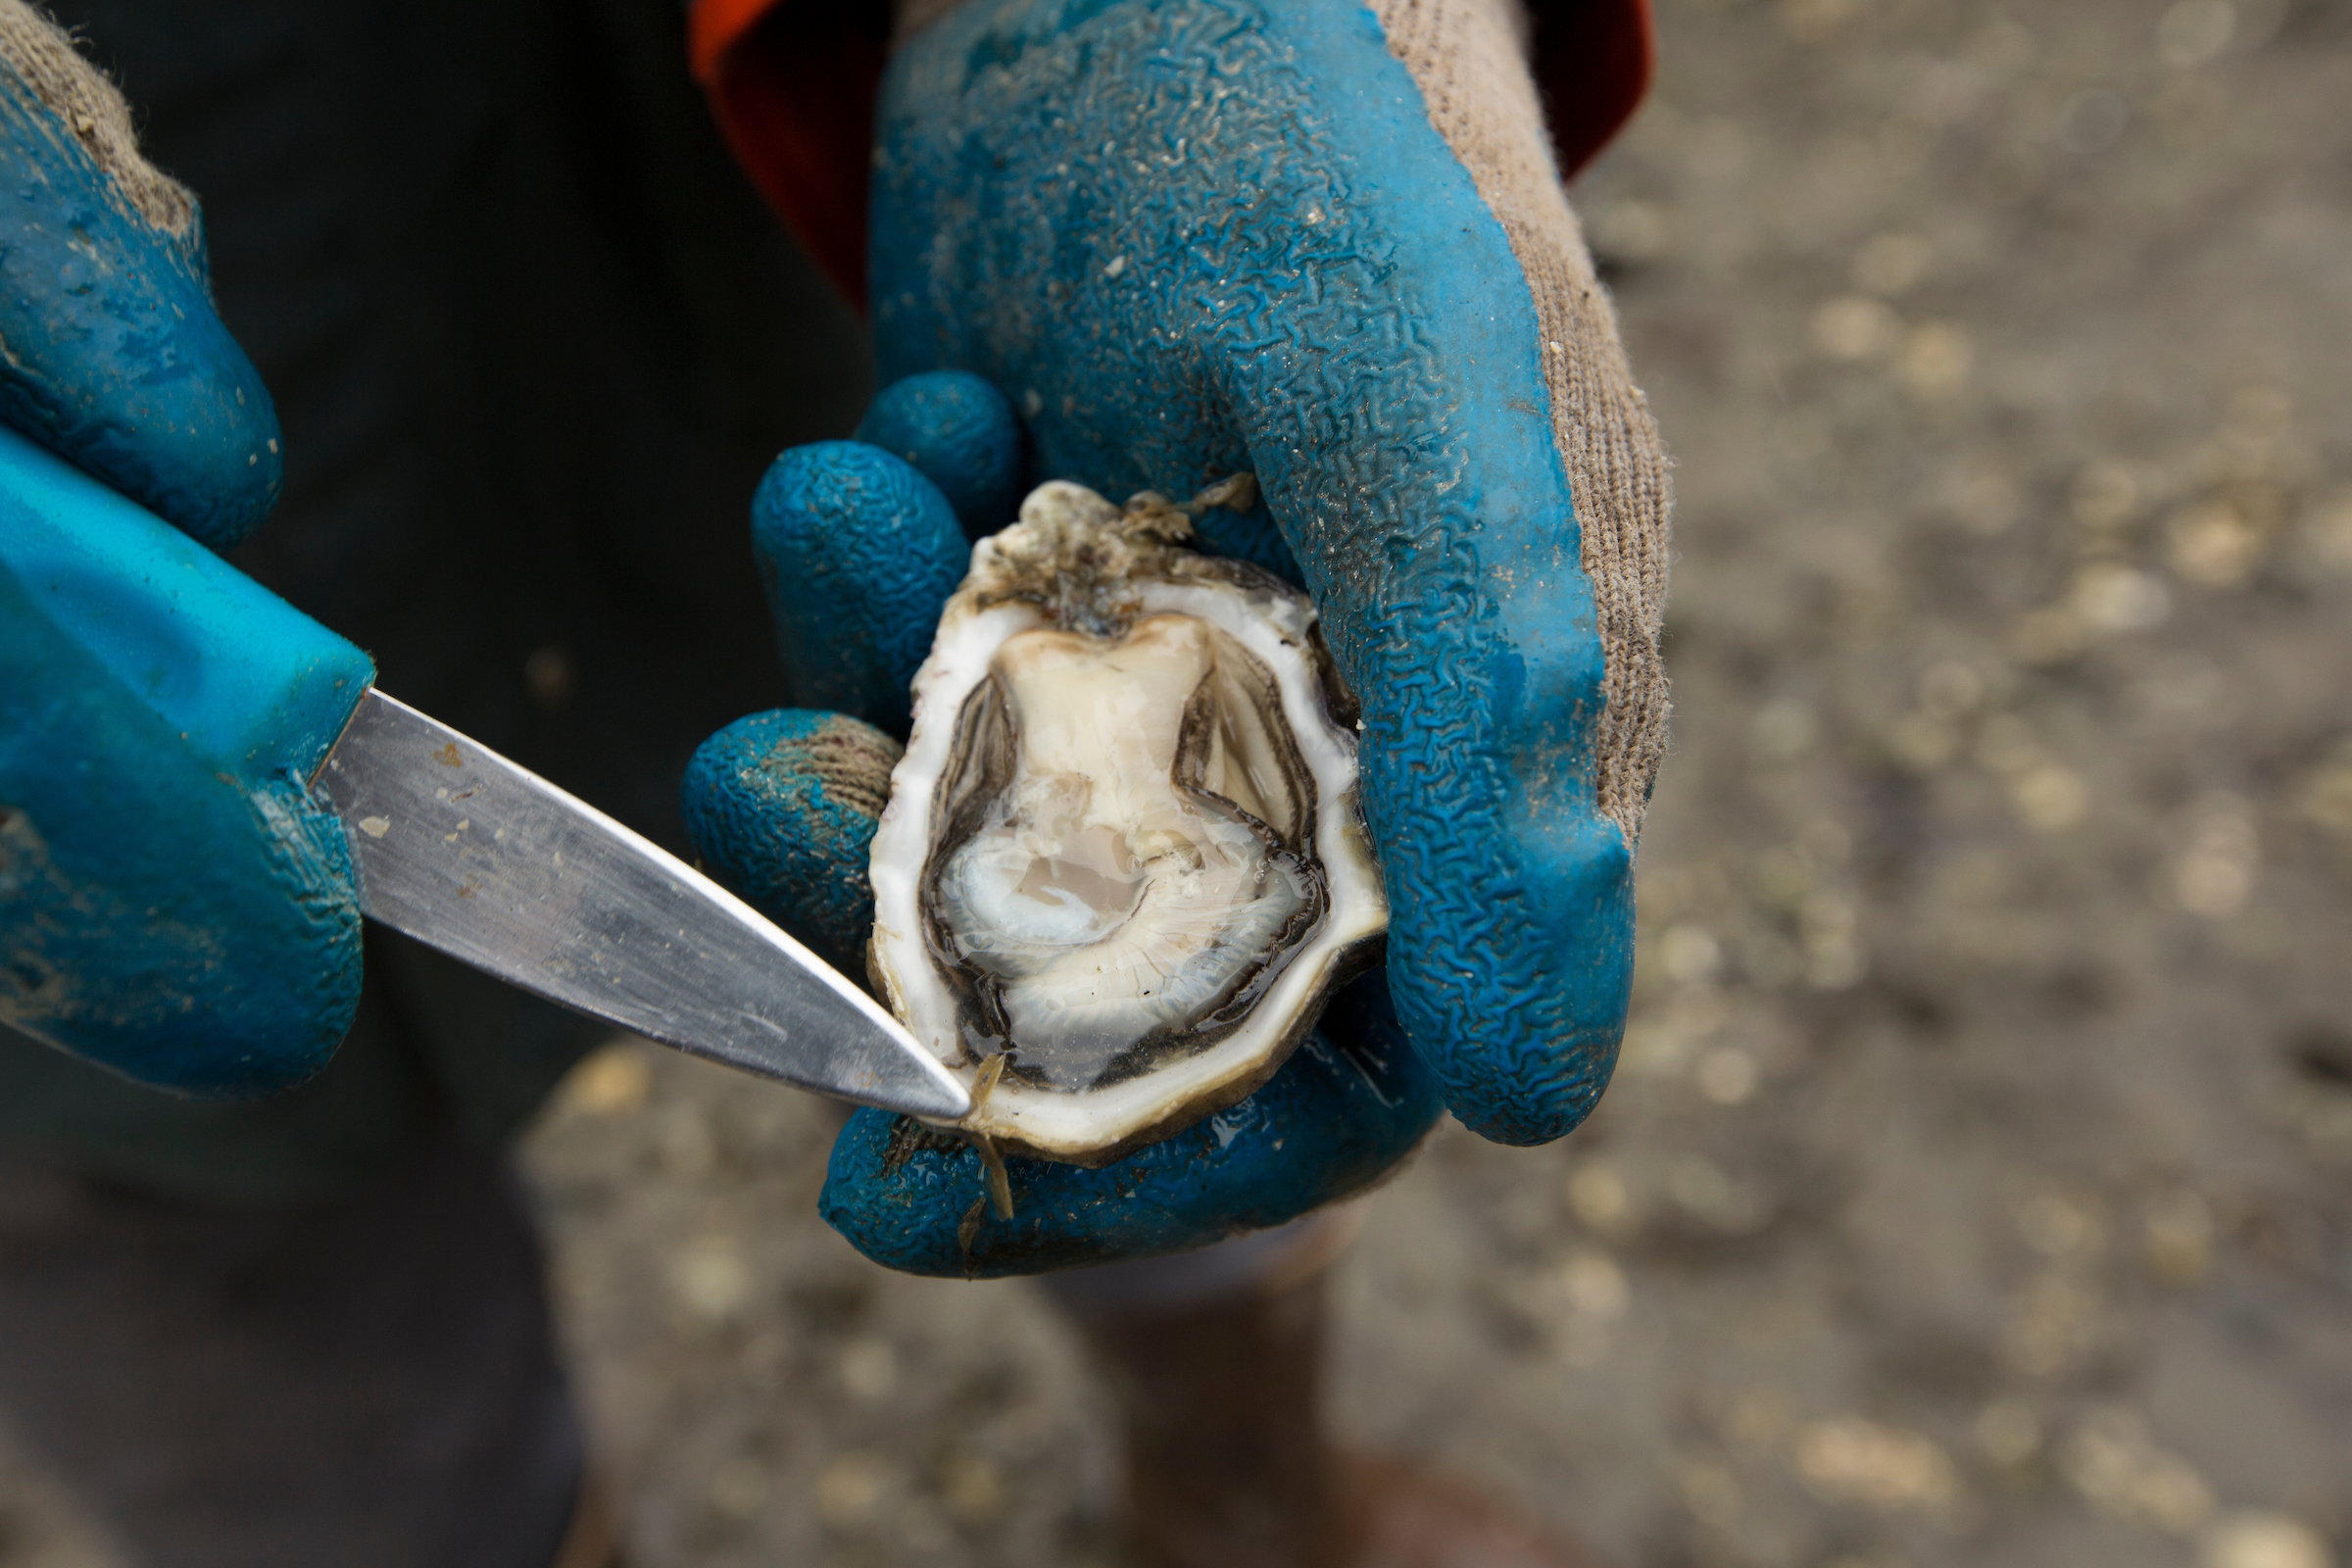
top-left (750, 441), bottom-right (966, 734)
top-left (681, 709), bottom-right (900, 977)
top-left (1392, 813), bottom-right (1635, 1148)
top-left (854, 370), bottom-right (1023, 538)
top-left (0, 52), bottom-right (284, 551)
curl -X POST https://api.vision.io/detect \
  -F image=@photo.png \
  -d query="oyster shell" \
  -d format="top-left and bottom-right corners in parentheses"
top-left (867, 479), bottom-right (1387, 1164)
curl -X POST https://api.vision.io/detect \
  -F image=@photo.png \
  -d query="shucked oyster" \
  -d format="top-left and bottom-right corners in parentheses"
top-left (867, 480), bottom-right (1387, 1165)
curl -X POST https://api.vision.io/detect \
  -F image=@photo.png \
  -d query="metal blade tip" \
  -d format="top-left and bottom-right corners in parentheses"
top-left (870, 1052), bottom-right (972, 1121)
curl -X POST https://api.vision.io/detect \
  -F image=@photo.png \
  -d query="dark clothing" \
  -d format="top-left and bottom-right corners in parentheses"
top-left (0, 1138), bottom-right (580, 1568)
top-left (0, 3), bottom-right (866, 1558)
top-left (0, 0), bottom-right (871, 1203)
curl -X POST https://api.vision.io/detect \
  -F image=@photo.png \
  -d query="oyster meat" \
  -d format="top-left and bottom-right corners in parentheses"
top-left (867, 480), bottom-right (1387, 1164)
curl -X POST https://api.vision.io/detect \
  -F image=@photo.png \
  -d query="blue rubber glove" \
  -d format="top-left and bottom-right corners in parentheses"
top-left (0, 16), bottom-right (366, 1096)
top-left (690, 0), bottom-right (1672, 1275)
top-left (0, 13), bottom-right (280, 545)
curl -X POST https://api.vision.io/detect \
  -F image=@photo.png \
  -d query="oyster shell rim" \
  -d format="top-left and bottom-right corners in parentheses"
top-left (865, 495), bottom-right (1388, 1167)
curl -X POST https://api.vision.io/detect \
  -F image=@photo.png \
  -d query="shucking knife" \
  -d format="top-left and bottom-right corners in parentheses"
top-left (0, 423), bottom-right (967, 1121)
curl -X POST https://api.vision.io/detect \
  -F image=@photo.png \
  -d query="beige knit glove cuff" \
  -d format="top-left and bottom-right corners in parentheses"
top-left (1370, 0), bottom-right (1673, 842)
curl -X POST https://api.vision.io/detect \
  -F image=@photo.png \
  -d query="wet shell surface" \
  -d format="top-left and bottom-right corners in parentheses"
top-left (866, 479), bottom-right (1388, 1164)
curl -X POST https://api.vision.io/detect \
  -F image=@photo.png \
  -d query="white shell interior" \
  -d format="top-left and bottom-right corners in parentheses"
top-left (929, 614), bottom-right (1316, 1087)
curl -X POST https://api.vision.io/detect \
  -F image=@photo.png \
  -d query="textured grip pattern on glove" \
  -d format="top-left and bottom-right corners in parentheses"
top-left (750, 441), bottom-right (969, 736)
top-left (1370, 0), bottom-right (1673, 845)
top-left (681, 709), bottom-right (902, 977)
top-left (852, 369), bottom-right (1026, 536)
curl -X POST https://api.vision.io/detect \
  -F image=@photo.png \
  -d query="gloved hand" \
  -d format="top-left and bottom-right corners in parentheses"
top-left (0, 3), bottom-right (366, 1096)
top-left (688, 0), bottom-right (1671, 1276)
top-left (683, 380), bottom-right (1446, 1277)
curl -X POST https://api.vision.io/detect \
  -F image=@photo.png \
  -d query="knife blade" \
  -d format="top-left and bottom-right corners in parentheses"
top-left (311, 688), bottom-right (968, 1121)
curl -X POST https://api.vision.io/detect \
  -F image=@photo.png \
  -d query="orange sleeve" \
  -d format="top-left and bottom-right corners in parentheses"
top-left (689, 0), bottom-right (1652, 309)
top-left (689, 0), bottom-right (890, 307)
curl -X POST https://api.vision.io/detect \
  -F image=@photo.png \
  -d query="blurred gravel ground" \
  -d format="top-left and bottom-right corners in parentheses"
top-left (4, 0), bottom-right (2350, 1564)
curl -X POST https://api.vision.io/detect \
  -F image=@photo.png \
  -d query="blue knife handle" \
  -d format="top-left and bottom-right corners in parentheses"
top-left (0, 421), bottom-right (373, 779)
top-left (0, 422), bottom-right (375, 1095)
